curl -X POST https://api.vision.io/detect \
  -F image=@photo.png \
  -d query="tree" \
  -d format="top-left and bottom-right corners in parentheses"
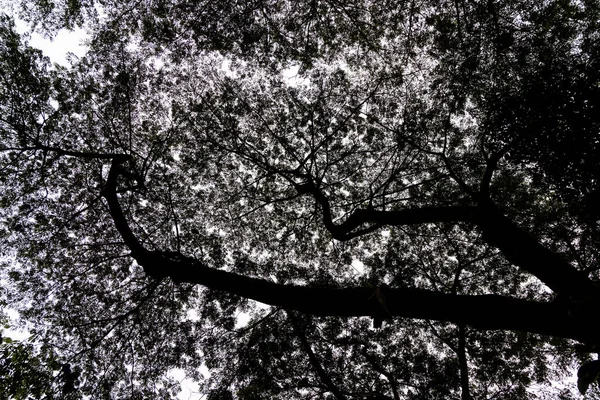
top-left (1, 0), bottom-right (600, 398)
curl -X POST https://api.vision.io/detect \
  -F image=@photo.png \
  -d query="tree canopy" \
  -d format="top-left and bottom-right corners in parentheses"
top-left (1, 0), bottom-right (600, 398)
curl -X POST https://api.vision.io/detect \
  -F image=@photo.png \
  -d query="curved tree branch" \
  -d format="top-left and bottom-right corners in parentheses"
top-left (295, 177), bottom-right (477, 241)
top-left (294, 163), bottom-right (597, 301)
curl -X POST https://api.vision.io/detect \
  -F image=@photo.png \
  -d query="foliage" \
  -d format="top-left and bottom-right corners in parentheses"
top-left (2, 0), bottom-right (600, 398)
top-left (0, 313), bottom-right (80, 400)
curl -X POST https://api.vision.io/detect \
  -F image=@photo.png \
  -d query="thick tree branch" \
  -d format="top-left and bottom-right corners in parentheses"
top-left (477, 202), bottom-right (598, 301)
top-left (102, 158), bottom-right (600, 344)
top-left (340, 206), bottom-right (477, 234)
top-left (101, 156), bottom-right (146, 259)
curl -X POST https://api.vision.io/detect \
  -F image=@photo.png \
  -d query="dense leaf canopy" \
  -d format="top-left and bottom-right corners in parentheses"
top-left (2, 0), bottom-right (600, 398)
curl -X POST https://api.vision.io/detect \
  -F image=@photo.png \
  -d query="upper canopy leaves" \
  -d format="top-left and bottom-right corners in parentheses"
top-left (2, 1), bottom-right (600, 398)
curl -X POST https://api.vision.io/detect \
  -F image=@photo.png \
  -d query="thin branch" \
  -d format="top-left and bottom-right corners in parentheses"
top-left (479, 140), bottom-right (516, 202)
top-left (287, 312), bottom-right (348, 400)
top-left (458, 324), bottom-right (472, 400)
top-left (1, 143), bottom-right (126, 160)
top-left (363, 352), bottom-right (401, 400)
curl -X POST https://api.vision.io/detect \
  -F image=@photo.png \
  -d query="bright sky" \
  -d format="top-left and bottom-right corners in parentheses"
top-left (13, 19), bottom-right (89, 66)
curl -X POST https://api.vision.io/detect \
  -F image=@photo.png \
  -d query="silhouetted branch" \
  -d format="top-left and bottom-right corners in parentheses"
top-left (363, 352), bottom-right (401, 400)
top-left (101, 156), bottom-right (600, 344)
top-left (458, 324), bottom-right (472, 400)
top-left (288, 312), bottom-right (347, 400)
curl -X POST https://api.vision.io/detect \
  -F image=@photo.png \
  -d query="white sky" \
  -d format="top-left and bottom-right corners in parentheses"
top-left (13, 19), bottom-right (89, 66)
